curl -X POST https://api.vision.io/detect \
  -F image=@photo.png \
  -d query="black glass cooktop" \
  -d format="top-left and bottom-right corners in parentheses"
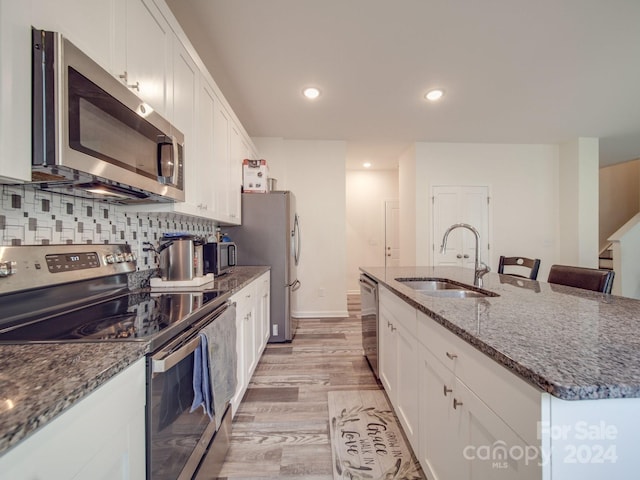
top-left (0, 289), bottom-right (224, 344)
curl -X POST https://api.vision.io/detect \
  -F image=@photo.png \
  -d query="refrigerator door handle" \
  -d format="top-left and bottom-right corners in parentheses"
top-left (289, 279), bottom-right (301, 291)
top-left (292, 214), bottom-right (301, 266)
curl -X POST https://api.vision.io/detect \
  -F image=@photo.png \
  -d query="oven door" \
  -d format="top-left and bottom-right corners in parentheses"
top-left (147, 304), bottom-right (229, 480)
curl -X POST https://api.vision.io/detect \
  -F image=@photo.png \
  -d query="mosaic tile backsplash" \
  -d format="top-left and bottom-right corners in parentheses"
top-left (0, 185), bottom-right (216, 270)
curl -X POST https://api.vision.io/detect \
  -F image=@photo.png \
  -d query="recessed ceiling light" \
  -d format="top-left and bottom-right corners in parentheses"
top-left (425, 89), bottom-right (444, 101)
top-left (302, 87), bottom-right (321, 100)
top-left (363, 162), bottom-right (372, 168)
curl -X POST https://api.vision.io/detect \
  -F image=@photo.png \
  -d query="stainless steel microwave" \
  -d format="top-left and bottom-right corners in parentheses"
top-left (31, 29), bottom-right (184, 203)
top-left (203, 242), bottom-right (237, 276)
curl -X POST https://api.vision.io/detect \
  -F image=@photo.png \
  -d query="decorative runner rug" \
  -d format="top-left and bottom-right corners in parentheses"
top-left (328, 390), bottom-right (424, 480)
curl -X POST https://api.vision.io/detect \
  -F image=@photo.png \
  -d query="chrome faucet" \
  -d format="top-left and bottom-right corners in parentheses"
top-left (440, 223), bottom-right (490, 287)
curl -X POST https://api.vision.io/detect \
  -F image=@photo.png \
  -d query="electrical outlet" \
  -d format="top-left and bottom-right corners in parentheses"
top-left (318, 288), bottom-right (326, 297)
top-left (272, 324), bottom-right (278, 336)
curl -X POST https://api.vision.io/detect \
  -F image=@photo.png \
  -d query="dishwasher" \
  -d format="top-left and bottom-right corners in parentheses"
top-left (359, 274), bottom-right (379, 378)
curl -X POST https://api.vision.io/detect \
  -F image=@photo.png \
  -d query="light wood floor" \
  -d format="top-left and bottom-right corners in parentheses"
top-left (216, 294), bottom-right (382, 479)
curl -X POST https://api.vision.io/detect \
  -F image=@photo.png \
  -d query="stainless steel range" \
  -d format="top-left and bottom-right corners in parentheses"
top-left (0, 244), bottom-right (236, 480)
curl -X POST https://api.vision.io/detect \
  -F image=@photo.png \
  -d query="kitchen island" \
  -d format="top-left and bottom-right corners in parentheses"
top-left (361, 265), bottom-right (640, 480)
top-left (0, 265), bottom-right (269, 462)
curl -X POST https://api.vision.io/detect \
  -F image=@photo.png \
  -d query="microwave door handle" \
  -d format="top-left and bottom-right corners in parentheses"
top-left (156, 135), bottom-right (175, 184)
top-left (172, 140), bottom-right (180, 186)
top-left (229, 244), bottom-right (237, 266)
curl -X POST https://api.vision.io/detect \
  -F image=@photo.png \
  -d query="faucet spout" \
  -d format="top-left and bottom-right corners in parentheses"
top-left (439, 223), bottom-right (490, 287)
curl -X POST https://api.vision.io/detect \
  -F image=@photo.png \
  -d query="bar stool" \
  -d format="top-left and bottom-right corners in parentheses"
top-left (547, 264), bottom-right (614, 294)
top-left (498, 256), bottom-right (541, 280)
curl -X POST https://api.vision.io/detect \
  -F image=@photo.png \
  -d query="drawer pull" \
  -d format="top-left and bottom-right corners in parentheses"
top-left (443, 385), bottom-right (452, 396)
top-left (453, 398), bottom-right (463, 409)
top-left (446, 351), bottom-right (458, 360)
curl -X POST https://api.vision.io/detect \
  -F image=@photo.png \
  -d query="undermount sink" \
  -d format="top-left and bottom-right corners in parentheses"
top-left (394, 277), bottom-right (497, 298)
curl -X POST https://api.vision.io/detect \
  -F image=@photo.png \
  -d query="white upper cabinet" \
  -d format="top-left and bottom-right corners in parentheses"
top-left (229, 125), bottom-right (248, 223)
top-left (0, 0), bottom-right (257, 221)
top-left (164, 37), bottom-right (201, 216)
top-left (0, 0), bottom-right (123, 182)
top-left (213, 98), bottom-right (231, 220)
top-left (213, 99), bottom-right (244, 225)
top-left (31, 0), bottom-right (173, 117)
top-left (30, 0), bottom-right (122, 76)
top-left (0, 1), bottom-right (32, 181)
top-left (171, 38), bottom-right (198, 139)
top-left (120, 0), bottom-right (173, 117)
top-left (195, 77), bottom-right (218, 215)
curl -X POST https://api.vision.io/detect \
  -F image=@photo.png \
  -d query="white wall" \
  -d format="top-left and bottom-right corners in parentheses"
top-left (398, 145), bottom-right (417, 266)
top-left (253, 137), bottom-right (348, 318)
top-left (346, 169), bottom-right (399, 294)
top-left (412, 142), bottom-right (560, 280)
top-left (559, 138), bottom-right (599, 267)
top-left (252, 138), bottom-right (597, 307)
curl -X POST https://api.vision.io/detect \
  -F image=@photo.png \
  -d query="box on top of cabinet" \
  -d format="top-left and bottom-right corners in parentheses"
top-left (242, 159), bottom-right (269, 193)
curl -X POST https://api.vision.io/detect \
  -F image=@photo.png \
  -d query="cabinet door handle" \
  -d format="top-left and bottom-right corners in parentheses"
top-left (463, 254), bottom-right (469, 259)
top-left (443, 385), bottom-right (452, 396)
top-left (118, 71), bottom-right (140, 91)
top-left (453, 398), bottom-right (463, 409)
top-left (456, 254), bottom-right (462, 259)
top-left (390, 324), bottom-right (396, 332)
top-left (445, 351), bottom-right (457, 360)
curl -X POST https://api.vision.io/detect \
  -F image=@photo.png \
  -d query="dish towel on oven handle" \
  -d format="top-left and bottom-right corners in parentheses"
top-left (190, 333), bottom-right (213, 419)
top-left (194, 304), bottom-right (238, 430)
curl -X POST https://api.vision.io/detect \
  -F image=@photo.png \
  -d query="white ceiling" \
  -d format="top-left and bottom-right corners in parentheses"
top-left (166, 0), bottom-right (640, 171)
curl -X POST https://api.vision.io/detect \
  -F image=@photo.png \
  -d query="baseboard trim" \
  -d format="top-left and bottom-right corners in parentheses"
top-left (293, 310), bottom-right (350, 318)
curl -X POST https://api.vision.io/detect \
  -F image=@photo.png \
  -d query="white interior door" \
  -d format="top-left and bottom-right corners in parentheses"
top-left (432, 186), bottom-right (490, 268)
top-left (385, 200), bottom-right (400, 267)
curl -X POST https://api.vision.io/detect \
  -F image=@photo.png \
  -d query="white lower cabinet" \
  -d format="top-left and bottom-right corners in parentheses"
top-left (419, 345), bottom-right (464, 480)
top-left (230, 271), bottom-right (270, 416)
top-left (419, 344), bottom-right (539, 480)
top-left (378, 287), bottom-right (542, 480)
top-left (0, 358), bottom-right (146, 480)
top-left (256, 272), bottom-right (271, 351)
top-left (379, 286), bottom-right (420, 450)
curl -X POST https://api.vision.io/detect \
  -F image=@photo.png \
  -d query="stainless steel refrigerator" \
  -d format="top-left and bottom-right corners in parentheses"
top-left (229, 192), bottom-right (300, 342)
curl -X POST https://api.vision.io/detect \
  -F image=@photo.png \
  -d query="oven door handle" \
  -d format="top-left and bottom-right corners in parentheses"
top-left (151, 334), bottom-right (201, 374)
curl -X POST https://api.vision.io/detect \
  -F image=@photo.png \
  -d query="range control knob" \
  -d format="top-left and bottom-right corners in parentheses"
top-left (105, 254), bottom-right (115, 264)
top-left (0, 261), bottom-right (17, 277)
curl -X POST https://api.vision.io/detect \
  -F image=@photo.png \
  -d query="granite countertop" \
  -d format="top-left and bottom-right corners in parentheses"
top-left (0, 266), bottom-right (269, 457)
top-left (360, 265), bottom-right (640, 401)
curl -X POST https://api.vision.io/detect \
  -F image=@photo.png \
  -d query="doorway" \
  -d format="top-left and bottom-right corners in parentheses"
top-left (385, 200), bottom-right (400, 267)
top-left (431, 186), bottom-right (490, 267)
